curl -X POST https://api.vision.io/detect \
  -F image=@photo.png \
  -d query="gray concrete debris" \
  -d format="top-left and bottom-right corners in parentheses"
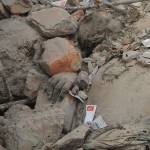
top-left (1, 0), bottom-right (32, 15)
top-left (0, 19), bottom-right (40, 101)
top-left (2, 104), bottom-right (64, 150)
top-left (40, 37), bottom-right (82, 76)
top-left (27, 7), bottom-right (78, 38)
top-left (24, 69), bottom-right (48, 99)
top-left (122, 51), bottom-right (140, 62)
top-left (45, 124), bottom-right (90, 150)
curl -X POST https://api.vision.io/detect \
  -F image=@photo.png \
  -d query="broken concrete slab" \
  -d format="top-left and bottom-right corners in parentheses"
top-left (24, 69), bottom-right (48, 99)
top-left (3, 104), bottom-right (64, 150)
top-left (122, 51), bottom-right (140, 62)
top-left (1, 0), bottom-right (32, 15)
top-left (36, 90), bottom-right (77, 133)
top-left (40, 37), bottom-right (82, 76)
top-left (27, 7), bottom-right (78, 38)
top-left (55, 94), bottom-right (77, 133)
top-left (47, 124), bottom-right (90, 150)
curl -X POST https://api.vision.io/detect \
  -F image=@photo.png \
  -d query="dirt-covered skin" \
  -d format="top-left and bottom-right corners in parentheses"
top-left (0, 19), bottom-right (40, 103)
top-left (44, 72), bottom-right (77, 104)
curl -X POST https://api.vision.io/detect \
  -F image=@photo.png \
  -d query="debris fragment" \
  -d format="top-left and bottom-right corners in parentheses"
top-left (47, 124), bottom-right (91, 150)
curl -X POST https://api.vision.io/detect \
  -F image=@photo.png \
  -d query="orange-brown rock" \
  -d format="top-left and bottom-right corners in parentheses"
top-left (40, 37), bottom-right (82, 76)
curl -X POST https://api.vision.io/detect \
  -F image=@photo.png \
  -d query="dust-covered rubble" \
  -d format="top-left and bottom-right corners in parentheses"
top-left (0, 0), bottom-right (150, 150)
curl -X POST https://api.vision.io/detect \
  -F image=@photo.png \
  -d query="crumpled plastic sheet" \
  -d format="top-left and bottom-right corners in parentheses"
top-left (83, 117), bottom-right (150, 150)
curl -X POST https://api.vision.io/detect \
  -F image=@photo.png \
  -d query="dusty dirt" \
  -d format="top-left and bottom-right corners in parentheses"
top-left (88, 61), bottom-right (150, 126)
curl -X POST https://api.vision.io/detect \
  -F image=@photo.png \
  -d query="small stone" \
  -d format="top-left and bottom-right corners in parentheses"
top-left (137, 51), bottom-right (150, 67)
top-left (122, 51), bottom-right (140, 62)
top-left (88, 61), bottom-right (94, 73)
top-left (78, 71), bottom-right (89, 89)
top-left (78, 91), bottom-right (88, 100)
top-left (126, 60), bottom-right (137, 67)
top-left (143, 51), bottom-right (150, 59)
top-left (40, 37), bottom-right (82, 76)
top-left (107, 19), bottom-right (123, 33)
top-left (49, 124), bottom-right (91, 150)
top-left (67, 0), bottom-right (80, 6)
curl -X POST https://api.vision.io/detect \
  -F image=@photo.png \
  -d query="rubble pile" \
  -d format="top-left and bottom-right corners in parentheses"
top-left (0, 0), bottom-right (150, 150)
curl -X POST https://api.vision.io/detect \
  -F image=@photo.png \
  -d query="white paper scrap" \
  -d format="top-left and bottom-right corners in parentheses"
top-left (91, 115), bottom-right (107, 130)
top-left (68, 91), bottom-right (85, 103)
top-left (142, 39), bottom-right (150, 48)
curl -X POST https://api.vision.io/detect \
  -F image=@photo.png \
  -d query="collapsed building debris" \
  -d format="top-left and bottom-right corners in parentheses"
top-left (0, 0), bottom-right (150, 150)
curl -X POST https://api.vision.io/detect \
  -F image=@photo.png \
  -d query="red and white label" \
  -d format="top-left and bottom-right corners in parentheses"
top-left (84, 105), bottom-right (97, 123)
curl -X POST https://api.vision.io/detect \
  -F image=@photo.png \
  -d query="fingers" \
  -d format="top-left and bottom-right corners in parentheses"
top-left (59, 81), bottom-right (73, 100)
top-left (51, 81), bottom-right (65, 103)
top-left (47, 77), bottom-right (59, 100)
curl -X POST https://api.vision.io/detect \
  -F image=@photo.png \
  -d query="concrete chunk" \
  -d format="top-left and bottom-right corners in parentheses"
top-left (27, 7), bottom-right (78, 38)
